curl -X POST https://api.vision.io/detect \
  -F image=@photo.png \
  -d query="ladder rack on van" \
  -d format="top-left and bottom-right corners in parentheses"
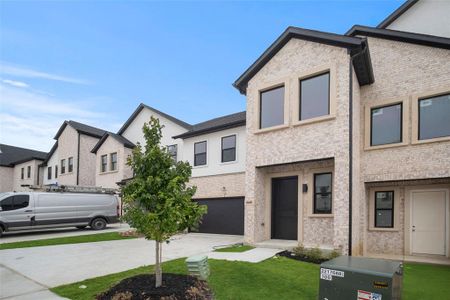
top-left (30, 185), bottom-right (119, 194)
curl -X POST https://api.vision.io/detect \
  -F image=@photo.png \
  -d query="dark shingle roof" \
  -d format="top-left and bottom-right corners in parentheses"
top-left (117, 103), bottom-right (192, 135)
top-left (173, 111), bottom-right (246, 139)
top-left (54, 120), bottom-right (107, 140)
top-left (0, 144), bottom-right (48, 167)
top-left (91, 132), bottom-right (135, 153)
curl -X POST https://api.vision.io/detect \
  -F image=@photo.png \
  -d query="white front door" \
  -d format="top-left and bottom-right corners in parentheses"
top-left (411, 190), bottom-right (447, 256)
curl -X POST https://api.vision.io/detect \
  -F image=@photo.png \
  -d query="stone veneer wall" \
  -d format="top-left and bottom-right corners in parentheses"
top-left (189, 172), bottom-right (245, 199)
top-left (244, 38), bottom-right (351, 253)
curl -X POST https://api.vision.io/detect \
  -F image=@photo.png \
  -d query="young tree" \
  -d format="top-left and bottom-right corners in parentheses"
top-left (121, 116), bottom-right (206, 288)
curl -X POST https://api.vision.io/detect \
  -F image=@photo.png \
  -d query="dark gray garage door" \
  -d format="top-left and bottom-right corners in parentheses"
top-left (192, 197), bottom-right (244, 235)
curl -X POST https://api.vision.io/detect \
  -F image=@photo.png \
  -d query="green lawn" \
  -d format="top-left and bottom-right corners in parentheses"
top-left (214, 245), bottom-right (255, 252)
top-left (0, 232), bottom-right (136, 250)
top-left (50, 256), bottom-right (450, 300)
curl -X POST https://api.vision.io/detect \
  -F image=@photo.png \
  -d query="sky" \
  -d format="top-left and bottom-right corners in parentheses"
top-left (0, 0), bottom-right (401, 151)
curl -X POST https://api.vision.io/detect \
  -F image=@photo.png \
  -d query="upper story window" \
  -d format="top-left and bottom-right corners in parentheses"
top-left (21, 168), bottom-right (24, 180)
top-left (194, 141), bottom-right (207, 166)
top-left (27, 166), bottom-right (31, 178)
top-left (68, 157), bottom-right (74, 173)
top-left (221, 135), bottom-right (236, 163)
top-left (418, 93), bottom-right (450, 140)
top-left (168, 145), bottom-right (177, 162)
top-left (110, 152), bottom-right (118, 171)
top-left (61, 159), bottom-right (66, 174)
top-left (47, 167), bottom-right (52, 180)
top-left (371, 103), bottom-right (402, 146)
top-left (375, 191), bottom-right (394, 228)
top-left (0, 195), bottom-right (29, 211)
top-left (313, 173), bottom-right (332, 214)
top-left (260, 85), bottom-right (285, 129)
top-left (55, 165), bottom-right (58, 179)
top-left (101, 155), bottom-right (107, 172)
top-left (299, 72), bottom-right (330, 120)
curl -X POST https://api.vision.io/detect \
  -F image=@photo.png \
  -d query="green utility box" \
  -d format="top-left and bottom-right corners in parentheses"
top-left (318, 256), bottom-right (402, 300)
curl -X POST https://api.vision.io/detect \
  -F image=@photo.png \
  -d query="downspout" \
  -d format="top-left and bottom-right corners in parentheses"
top-left (77, 132), bottom-right (80, 185)
top-left (36, 164), bottom-right (40, 186)
top-left (348, 54), bottom-right (353, 256)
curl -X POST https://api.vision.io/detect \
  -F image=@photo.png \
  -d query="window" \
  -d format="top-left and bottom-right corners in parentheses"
top-left (47, 167), bottom-right (52, 180)
top-left (260, 86), bottom-right (285, 129)
top-left (27, 166), bottom-right (31, 178)
top-left (374, 191), bottom-right (394, 228)
top-left (418, 93), bottom-right (450, 140)
top-left (68, 157), bottom-right (74, 173)
top-left (167, 145), bottom-right (177, 162)
top-left (194, 141), bottom-right (207, 166)
top-left (371, 103), bottom-right (402, 146)
top-left (55, 165), bottom-right (58, 179)
top-left (21, 168), bottom-right (24, 179)
top-left (110, 152), bottom-right (118, 171)
top-left (313, 173), bottom-right (332, 214)
top-left (0, 195), bottom-right (29, 211)
top-left (300, 72), bottom-right (330, 120)
top-left (221, 135), bottom-right (236, 163)
top-left (101, 155), bottom-right (107, 172)
top-left (61, 159), bottom-right (66, 174)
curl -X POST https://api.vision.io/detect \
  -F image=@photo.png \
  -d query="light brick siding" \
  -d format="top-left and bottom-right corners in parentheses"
top-left (79, 134), bottom-right (101, 186)
top-left (189, 172), bottom-right (245, 199)
top-left (12, 160), bottom-right (42, 191)
top-left (0, 167), bottom-right (14, 192)
top-left (57, 125), bottom-right (78, 186)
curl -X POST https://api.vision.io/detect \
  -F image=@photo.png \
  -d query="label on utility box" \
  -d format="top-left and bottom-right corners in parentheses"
top-left (357, 289), bottom-right (382, 300)
top-left (320, 268), bottom-right (345, 281)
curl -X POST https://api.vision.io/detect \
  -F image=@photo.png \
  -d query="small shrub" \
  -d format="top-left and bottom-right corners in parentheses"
top-left (305, 247), bottom-right (323, 262)
top-left (292, 244), bottom-right (306, 256)
top-left (111, 291), bottom-right (133, 300)
top-left (328, 249), bottom-right (341, 259)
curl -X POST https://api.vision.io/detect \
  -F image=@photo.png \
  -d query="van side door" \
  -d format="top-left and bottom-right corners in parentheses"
top-left (0, 194), bottom-right (33, 230)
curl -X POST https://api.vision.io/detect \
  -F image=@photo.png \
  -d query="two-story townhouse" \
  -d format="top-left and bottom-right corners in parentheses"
top-left (0, 144), bottom-right (47, 192)
top-left (173, 111), bottom-right (246, 235)
top-left (41, 120), bottom-right (107, 187)
top-left (92, 103), bottom-right (191, 188)
top-left (233, 3), bottom-right (450, 261)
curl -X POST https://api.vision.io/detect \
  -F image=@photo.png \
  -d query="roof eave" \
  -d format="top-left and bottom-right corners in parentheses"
top-left (377, 0), bottom-right (419, 29)
top-left (173, 120), bottom-right (246, 139)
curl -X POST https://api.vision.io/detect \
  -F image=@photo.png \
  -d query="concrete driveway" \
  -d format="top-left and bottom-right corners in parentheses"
top-left (0, 233), bottom-right (242, 298)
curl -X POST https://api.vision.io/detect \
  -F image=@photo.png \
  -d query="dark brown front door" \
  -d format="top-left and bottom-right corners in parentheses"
top-left (271, 176), bottom-right (298, 240)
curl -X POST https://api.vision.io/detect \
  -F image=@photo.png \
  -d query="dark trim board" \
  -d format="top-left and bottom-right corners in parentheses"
top-left (377, 0), bottom-right (419, 29)
top-left (191, 197), bottom-right (244, 235)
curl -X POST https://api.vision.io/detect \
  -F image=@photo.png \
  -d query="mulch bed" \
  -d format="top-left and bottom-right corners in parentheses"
top-left (96, 273), bottom-right (212, 300)
top-left (277, 250), bottom-right (329, 264)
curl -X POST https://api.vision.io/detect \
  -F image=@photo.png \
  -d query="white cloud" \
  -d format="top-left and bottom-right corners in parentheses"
top-left (0, 62), bottom-right (90, 85)
top-left (2, 79), bottom-right (30, 88)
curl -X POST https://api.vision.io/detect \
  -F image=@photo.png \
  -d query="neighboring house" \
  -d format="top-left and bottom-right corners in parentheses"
top-left (0, 144), bottom-right (47, 192)
top-left (377, 0), bottom-right (450, 38)
top-left (232, 1), bottom-right (450, 261)
top-left (42, 120), bottom-right (107, 187)
top-left (92, 103), bottom-right (190, 188)
top-left (173, 111), bottom-right (246, 235)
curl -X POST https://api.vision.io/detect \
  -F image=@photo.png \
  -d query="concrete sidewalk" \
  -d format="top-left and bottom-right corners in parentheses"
top-left (207, 247), bottom-right (282, 263)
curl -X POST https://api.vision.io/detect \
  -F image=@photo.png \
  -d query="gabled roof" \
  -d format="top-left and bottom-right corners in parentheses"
top-left (173, 111), bottom-right (246, 139)
top-left (91, 132), bottom-right (135, 154)
top-left (377, 0), bottom-right (419, 29)
top-left (233, 26), bottom-right (374, 94)
top-left (117, 103), bottom-right (192, 135)
top-left (346, 25), bottom-right (450, 50)
top-left (54, 120), bottom-right (107, 140)
top-left (0, 144), bottom-right (47, 167)
top-left (40, 142), bottom-right (58, 166)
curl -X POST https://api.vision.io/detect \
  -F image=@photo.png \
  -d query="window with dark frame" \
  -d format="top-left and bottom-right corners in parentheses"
top-left (101, 155), bottom-right (107, 172)
top-left (300, 72), bottom-right (330, 120)
top-left (167, 145), bottom-right (177, 162)
top-left (61, 159), bottom-right (66, 174)
top-left (375, 191), bottom-right (394, 228)
top-left (48, 166), bottom-right (52, 180)
top-left (221, 135), bottom-right (236, 163)
top-left (313, 173), bottom-right (332, 214)
top-left (194, 141), bottom-right (207, 166)
top-left (68, 157), bottom-right (74, 173)
top-left (110, 152), bottom-right (118, 171)
top-left (260, 85), bottom-right (285, 129)
top-left (27, 166), bottom-right (31, 178)
top-left (418, 93), bottom-right (450, 140)
top-left (0, 195), bottom-right (30, 211)
top-left (21, 168), bottom-right (24, 179)
top-left (55, 165), bottom-right (58, 178)
top-left (370, 103), bottom-right (402, 146)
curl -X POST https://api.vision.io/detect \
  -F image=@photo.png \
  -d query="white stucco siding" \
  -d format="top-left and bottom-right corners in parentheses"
top-left (42, 147), bottom-right (59, 186)
top-left (182, 126), bottom-right (246, 177)
top-left (386, 0), bottom-right (450, 38)
top-left (0, 166), bottom-right (14, 192)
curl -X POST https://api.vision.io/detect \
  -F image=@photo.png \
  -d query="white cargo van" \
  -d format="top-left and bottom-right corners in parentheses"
top-left (0, 192), bottom-right (120, 236)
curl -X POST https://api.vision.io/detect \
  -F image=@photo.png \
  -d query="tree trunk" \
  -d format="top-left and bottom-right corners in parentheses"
top-left (155, 241), bottom-right (162, 288)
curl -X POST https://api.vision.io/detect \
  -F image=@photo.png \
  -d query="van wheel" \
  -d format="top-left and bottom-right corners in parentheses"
top-left (76, 226), bottom-right (87, 229)
top-left (0, 226), bottom-right (3, 237)
top-left (91, 218), bottom-right (107, 230)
